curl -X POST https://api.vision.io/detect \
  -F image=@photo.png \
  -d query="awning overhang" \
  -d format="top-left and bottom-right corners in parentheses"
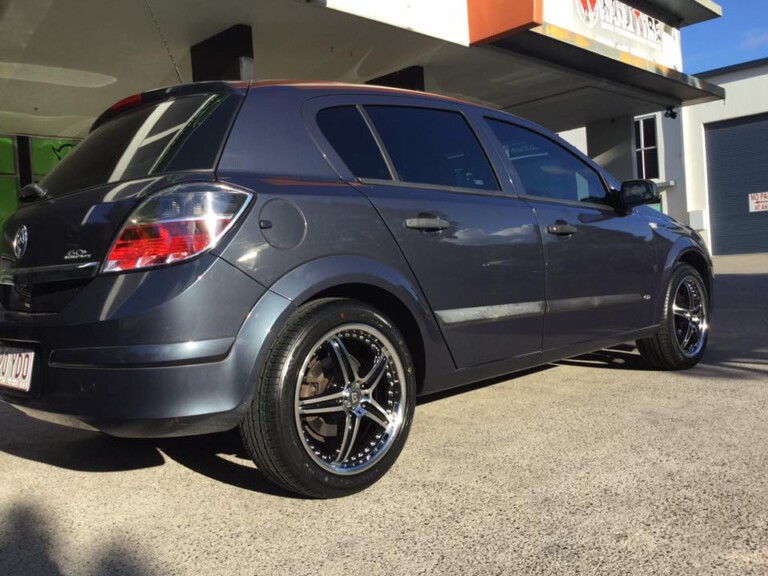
top-left (630, 0), bottom-right (722, 27)
top-left (495, 24), bottom-right (724, 106)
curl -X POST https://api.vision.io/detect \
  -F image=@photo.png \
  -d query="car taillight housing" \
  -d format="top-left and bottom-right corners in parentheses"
top-left (103, 183), bottom-right (252, 273)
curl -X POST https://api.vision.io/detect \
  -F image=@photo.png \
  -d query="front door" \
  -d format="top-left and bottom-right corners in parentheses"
top-left (485, 118), bottom-right (657, 350)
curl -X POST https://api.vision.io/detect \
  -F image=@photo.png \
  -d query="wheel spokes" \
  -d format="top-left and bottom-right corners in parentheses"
top-left (362, 397), bottom-right (394, 431)
top-left (680, 322), bottom-right (694, 350)
top-left (295, 323), bottom-right (406, 475)
top-left (298, 391), bottom-right (345, 415)
top-left (327, 336), bottom-right (357, 385)
top-left (672, 303), bottom-right (693, 318)
top-left (360, 354), bottom-right (387, 392)
top-left (336, 414), bottom-right (361, 463)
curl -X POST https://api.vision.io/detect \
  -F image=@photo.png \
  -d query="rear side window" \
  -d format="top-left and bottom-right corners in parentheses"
top-left (487, 119), bottom-right (608, 205)
top-left (40, 93), bottom-right (242, 197)
top-left (316, 107), bottom-right (391, 180)
top-left (365, 106), bottom-right (498, 191)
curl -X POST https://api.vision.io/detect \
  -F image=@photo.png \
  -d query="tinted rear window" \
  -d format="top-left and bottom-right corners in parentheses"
top-left (40, 93), bottom-right (242, 197)
top-left (364, 106), bottom-right (498, 191)
top-left (316, 106), bottom-right (391, 180)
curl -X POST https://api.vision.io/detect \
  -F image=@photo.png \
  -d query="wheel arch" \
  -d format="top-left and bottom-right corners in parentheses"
top-left (658, 237), bottom-right (714, 312)
top-left (677, 249), bottom-right (713, 304)
top-left (306, 283), bottom-right (426, 394)
top-left (268, 255), bottom-right (451, 395)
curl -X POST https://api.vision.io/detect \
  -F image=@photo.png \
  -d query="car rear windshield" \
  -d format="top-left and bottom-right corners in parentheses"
top-left (40, 93), bottom-right (242, 198)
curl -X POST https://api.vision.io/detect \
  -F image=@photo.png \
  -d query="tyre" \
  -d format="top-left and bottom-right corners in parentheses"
top-left (637, 263), bottom-right (710, 370)
top-left (240, 298), bottom-right (416, 498)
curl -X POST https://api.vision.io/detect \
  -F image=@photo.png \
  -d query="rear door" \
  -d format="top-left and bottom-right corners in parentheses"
top-left (484, 118), bottom-right (657, 350)
top-left (308, 98), bottom-right (545, 368)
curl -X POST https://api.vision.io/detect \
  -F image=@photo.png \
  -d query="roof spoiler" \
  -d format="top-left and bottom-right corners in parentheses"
top-left (90, 81), bottom-right (248, 133)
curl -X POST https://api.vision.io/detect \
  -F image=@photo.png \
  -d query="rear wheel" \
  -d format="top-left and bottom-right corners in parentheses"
top-left (240, 298), bottom-right (416, 498)
top-left (637, 263), bottom-right (709, 370)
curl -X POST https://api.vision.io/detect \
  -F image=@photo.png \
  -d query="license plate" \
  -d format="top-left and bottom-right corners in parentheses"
top-left (0, 345), bottom-right (34, 392)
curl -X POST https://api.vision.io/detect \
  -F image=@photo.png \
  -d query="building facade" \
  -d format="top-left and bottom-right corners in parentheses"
top-left (677, 59), bottom-right (768, 255)
top-left (0, 0), bottom-right (724, 226)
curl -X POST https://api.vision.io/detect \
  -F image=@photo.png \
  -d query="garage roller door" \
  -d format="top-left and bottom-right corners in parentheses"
top-left (705, 113), bottom-right (768, 255)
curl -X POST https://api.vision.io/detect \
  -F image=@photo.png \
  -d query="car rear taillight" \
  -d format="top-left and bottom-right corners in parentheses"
top-left (103, 183), bottom-right (252, 273)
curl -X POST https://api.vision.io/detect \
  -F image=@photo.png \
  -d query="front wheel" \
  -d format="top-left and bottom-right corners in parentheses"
top-left (637, 263), bottom-right (710, 370)
top-left (240, 298), bottom-right (416, 498)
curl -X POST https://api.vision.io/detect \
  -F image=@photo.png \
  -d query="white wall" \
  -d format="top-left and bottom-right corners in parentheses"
top-left (558, 127), bottom-right (588, 154)
top-left (314, 0), bottom-right (471, 45)
top-left (655, 111), bottom-right (687, 224)
top-left (681, 61), bottom-right (768, 249)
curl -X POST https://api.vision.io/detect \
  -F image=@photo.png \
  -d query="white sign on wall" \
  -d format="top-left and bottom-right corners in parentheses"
top-left (749, 192), bottom-right (768, 213)
top-left (542, 0), bottom-right (683, 71)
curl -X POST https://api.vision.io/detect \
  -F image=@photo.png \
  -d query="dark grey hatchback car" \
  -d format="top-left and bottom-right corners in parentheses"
top-left (0, 81), bottom-right (711, 497)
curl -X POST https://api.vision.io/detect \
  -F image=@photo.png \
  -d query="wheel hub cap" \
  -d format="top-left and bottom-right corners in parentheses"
top-left (343, 385), bottom-right (363, 409)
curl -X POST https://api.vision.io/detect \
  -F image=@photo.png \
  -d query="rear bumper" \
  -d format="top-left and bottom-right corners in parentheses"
top-left (0, 255), bottom-right (295, 437)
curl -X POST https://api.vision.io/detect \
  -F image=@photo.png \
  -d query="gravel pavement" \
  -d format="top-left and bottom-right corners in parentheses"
top-left (1, 258), bottom-right (766, 575)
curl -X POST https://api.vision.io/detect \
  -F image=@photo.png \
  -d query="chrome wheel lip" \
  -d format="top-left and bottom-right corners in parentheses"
top-left (672, 275), bottom-right (708, 358)
top-left (293, 323), bottom-right (407, 476)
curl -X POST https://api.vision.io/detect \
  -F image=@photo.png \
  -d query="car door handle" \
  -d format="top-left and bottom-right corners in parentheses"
top-left (546, 222), bottom-right (578, 236)
top-left (405, 216), bottom-right (451, 232)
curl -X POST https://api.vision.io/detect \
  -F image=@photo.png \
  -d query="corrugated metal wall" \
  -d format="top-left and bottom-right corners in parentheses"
top-left (705, 113), bottom-right (768, 255)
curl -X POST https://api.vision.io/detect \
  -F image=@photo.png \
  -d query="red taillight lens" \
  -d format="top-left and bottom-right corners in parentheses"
top-left (103, 183), bottom-right (252, 273)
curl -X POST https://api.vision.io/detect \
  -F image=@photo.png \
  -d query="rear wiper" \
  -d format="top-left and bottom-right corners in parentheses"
top-left (18, 183), bottom-right (48, 203)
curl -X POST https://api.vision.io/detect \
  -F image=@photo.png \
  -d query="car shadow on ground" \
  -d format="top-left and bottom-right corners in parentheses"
top-left (0, 404), bottom-right (164, 473)
top-left (0, 404), bottom-right (296, 498)
top-left (156, 433), bottom-right (301, 498)
top-left (555, 343), bottom-right (651, 371)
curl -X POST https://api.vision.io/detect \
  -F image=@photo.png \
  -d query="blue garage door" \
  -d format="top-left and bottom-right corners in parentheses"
top-left (705, 113), bottom-right (768, 255)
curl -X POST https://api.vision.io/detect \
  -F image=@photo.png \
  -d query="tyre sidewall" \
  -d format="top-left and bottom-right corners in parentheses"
top-left (662, 264), bottom-right (709, 368)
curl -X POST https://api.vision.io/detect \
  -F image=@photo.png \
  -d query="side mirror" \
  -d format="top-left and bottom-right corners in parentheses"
top-left (617, 180), bottom-right (660, 214)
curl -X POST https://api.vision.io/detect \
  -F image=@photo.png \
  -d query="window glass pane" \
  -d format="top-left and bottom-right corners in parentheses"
top-left (316, 107), bottom-right (390, 180)
top-left (31, 138), bottom-right (78, 178)
top-left (365, 106), bottom-right (498, 191)
top-left (0, 137), bottom-right (15, 175)
top-left (41, 93), bottom-right (241, 198)
top-left (634, 120), bottom-right (641, 149)
top-left (643, 149), bottom-right (659, 179)
top-left (487, 119), bottom-right (607, 204)
top-left (636, 150), bottom-right (644, 178)
top-left (643, 117), bottom-right (657, 148)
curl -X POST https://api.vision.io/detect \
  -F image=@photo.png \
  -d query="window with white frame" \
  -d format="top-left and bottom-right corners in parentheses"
top-left (634, 116), bottom-right (659, 179)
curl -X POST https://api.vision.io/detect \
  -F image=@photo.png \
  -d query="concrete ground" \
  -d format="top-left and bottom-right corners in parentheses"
top-left (1, 255), bottom-right (767, 576)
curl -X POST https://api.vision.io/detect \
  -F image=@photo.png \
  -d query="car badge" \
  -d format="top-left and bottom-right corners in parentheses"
top-left (13, 226), bottom-right (28, 260)
top-left (64, 248), bottom-right (93, 260)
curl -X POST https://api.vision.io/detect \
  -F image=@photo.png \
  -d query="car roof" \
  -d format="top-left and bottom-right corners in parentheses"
top-left (246, 80), bottom-right (470, 106)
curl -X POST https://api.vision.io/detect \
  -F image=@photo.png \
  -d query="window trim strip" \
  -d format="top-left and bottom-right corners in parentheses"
top-left (356, 105), bottom-right (398, 181)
